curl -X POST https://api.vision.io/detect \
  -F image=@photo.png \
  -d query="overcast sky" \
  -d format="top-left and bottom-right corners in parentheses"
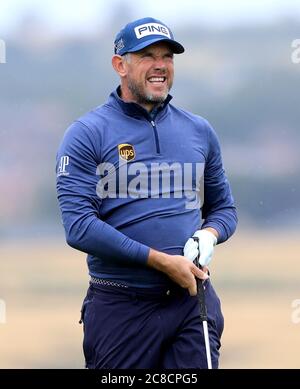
top-left (1, 0), bottom-right (300, 36)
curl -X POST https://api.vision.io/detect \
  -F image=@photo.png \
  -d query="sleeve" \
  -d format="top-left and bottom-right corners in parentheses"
top-left (201, 120), bottom-right (238, 243)
top-left (56, 121), bottom-right (150, 265)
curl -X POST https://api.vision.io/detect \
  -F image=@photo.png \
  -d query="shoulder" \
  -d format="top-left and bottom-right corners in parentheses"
top-left (59, 107), bottom-right (107, 156)
top-left (62, 104), bottom-right (112, 146)
top-left (75, 104), bottom-right (111, 133)
top-left (168, 103), bottom-right (211, 132)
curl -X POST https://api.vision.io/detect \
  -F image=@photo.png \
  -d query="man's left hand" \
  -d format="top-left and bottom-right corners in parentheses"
top-left (183, 229), bottom-right (218, 267)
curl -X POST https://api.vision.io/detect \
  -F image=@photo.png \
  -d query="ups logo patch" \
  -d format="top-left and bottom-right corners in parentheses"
top-left (118, 143), bottom-right (135, 161)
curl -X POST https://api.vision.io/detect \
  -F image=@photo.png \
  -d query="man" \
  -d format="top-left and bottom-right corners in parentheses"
top-left (56, 17), bottom-right (237, 369)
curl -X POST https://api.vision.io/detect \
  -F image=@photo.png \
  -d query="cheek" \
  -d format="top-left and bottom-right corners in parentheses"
top-left (166, 62), bottom-right (174, 75)
top-left (168, 68), bottom-right (174, 83)
top-left (132, 67), bottom-right (148, 82)
top-left (128, 71), bottom-right (146, 87)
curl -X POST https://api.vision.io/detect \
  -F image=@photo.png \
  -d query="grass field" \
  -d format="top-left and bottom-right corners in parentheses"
top-left (1, 232), bottom-right (300, 368)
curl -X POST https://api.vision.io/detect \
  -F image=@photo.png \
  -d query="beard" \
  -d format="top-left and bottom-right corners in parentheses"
top-left (127, 77), bottom-right (172, 106)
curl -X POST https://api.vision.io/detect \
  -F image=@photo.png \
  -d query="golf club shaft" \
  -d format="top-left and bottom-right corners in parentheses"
top-left (193, 236), bottom-right (213, 369)
top-left (196, 276), bottom-right (213, 369)
top-left (202, 320), bottom-right (212, 369)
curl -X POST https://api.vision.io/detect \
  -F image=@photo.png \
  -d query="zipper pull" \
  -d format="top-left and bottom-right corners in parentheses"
top-left (151, 120), bottom-right (155, 127)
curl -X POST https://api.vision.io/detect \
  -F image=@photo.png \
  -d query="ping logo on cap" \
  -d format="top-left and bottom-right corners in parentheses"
top-left (134, 23), bottom-right (171, 40)
top-left (118, 144), bottom-right (135, 161)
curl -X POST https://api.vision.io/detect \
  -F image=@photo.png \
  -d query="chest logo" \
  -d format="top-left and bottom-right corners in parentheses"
top-left (118, 144), bottom-right (135, 161)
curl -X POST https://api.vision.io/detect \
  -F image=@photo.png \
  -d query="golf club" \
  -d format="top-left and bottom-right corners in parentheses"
top-left (192, 236), bottom-right (212, 369)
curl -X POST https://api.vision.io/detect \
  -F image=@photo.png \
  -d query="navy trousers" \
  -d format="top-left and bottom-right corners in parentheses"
top-left (80, 279), bottom-right (224, 369)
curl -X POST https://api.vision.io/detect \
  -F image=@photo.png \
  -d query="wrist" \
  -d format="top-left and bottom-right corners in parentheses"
top-left (193, 228), bottom-right (218, 245)
top-left (202, 227), bottom-right (219, 240)
top-left (147, 248), bottom-right (171, 273)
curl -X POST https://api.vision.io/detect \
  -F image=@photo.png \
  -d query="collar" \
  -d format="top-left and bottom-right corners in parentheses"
top-left (107, 86), bottom-right (173, 121)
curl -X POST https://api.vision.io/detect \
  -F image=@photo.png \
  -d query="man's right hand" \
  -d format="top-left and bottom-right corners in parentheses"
top-left (147, 248), bottom-right (209, 296)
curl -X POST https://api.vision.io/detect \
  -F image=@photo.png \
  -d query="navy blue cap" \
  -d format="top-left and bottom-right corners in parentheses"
top-left (114, 17), bottom-right (185, 56)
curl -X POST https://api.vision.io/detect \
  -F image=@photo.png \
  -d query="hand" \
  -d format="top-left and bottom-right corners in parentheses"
top-left (183, 229), bottom-right (217, 267)
top-left (147, 249), bottom-right (208, 296)
top-left (164, 255), bottom-right (209, 296)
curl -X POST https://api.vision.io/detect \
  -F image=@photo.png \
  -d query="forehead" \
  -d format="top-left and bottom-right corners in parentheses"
top-left (135, 41), bottom-right (174, 55)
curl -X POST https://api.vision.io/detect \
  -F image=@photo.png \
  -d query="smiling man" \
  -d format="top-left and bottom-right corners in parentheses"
top-left (113, 43), bottom-right (174, 110)
top-left (56, 17), bottom-right (237, 369)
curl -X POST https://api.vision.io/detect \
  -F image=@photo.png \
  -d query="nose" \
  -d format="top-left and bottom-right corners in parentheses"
top-left (153, 56), bottom-right (167, 70)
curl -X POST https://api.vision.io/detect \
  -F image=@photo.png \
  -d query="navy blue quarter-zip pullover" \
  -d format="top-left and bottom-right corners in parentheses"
top-left (56, 87), bottom-right (237, 287)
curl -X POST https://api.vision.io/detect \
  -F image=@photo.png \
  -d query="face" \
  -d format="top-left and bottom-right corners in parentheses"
top-left (121, 42), bottom-right (174, 108)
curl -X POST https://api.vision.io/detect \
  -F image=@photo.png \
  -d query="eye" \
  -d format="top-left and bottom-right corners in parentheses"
top-left (165, 53), bottom-right (174, 60)
top-left (141, 53), bottom-right (153, 59)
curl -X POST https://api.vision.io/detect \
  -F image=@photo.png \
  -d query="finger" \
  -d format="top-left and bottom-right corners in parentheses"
top-left (191, 265), bottom-right (209, 280)
top-left (186, 248), bottom-right (199, 262)
top-left (184, 240), bottom-right (199, 261)
top-left (202, 266), bottom-right (209, 274)
top-left (184, 238), bottom-right (198, 251)
top-left (188, 278), bottom-right (197, 296)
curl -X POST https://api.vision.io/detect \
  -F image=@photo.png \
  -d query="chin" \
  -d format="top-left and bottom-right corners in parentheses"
top-left (147, 91), bottom-right (168, 102)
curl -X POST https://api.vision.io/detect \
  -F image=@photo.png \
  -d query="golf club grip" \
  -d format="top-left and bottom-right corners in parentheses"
top-left (196, 277), bottom-right (208, 322)
top-left (192, 236), bottom-right (208, 321)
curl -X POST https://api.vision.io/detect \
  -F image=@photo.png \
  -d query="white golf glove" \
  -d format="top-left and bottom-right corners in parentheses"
top-left (183, 229), bottom-right (217, 267)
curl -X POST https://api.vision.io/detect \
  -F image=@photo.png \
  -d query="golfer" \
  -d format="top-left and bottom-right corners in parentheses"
top-left (56, 17), bottom-right (237, 369)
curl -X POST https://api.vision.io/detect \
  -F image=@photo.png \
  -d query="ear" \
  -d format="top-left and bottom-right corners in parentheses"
top-left (112, 55), bottom-right (127, 77)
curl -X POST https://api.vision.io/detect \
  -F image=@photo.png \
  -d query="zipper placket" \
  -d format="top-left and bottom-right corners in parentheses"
top-left (150, 120), bottom-right (161, 154)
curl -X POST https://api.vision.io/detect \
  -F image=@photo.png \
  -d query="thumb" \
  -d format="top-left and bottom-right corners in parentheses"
top-left (192, 264), bottom-right (209, 281)
top-left (184, 239), bottom-right (199, 262)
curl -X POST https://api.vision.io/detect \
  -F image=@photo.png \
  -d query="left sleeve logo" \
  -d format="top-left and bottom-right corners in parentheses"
top-left (57, 155), bottom-right (70, 176)
top-left (118, 144), bottom-right (135, 161)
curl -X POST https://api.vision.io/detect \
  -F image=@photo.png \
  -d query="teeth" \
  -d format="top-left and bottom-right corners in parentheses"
top-left (148, 77), bottom-right (165, 82)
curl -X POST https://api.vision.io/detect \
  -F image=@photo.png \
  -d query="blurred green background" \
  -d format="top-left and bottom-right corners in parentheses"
top-left (1, 0), bottom-right (300, 368)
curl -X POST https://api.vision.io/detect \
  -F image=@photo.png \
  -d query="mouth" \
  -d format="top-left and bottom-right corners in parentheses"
top-left (147, 76), bottom-right (167, 85)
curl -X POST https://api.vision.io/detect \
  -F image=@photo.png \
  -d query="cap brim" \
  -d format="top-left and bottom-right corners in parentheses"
top-left (126, 37), bottom-right (184, 54)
